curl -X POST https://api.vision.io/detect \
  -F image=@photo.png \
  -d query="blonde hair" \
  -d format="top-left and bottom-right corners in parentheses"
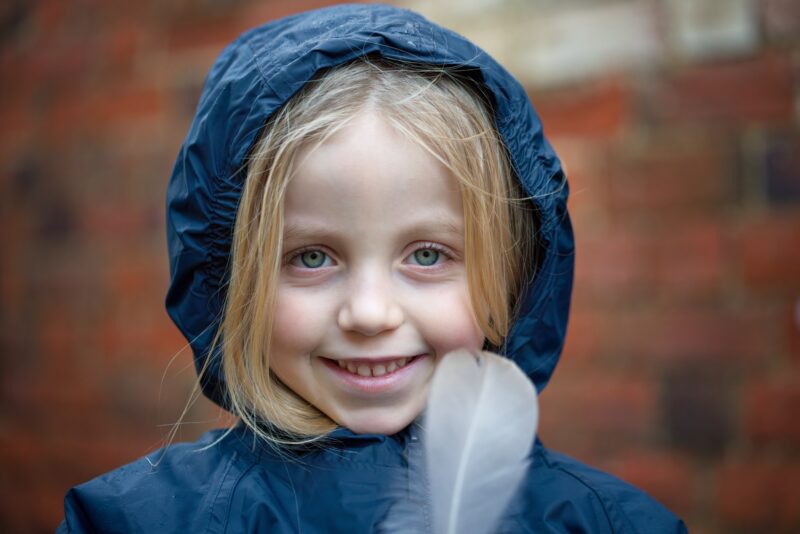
top-left (210, 58), bottom-right (536, 446)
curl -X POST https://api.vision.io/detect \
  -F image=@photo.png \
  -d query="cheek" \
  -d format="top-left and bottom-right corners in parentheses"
top-left (271, 289), bottom-right (329, 352)
top-left (414, 286), bottom-right (485, 354)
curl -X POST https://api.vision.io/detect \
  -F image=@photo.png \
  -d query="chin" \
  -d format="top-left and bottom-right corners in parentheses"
top-left (337, 408), bottom-right (420, 435)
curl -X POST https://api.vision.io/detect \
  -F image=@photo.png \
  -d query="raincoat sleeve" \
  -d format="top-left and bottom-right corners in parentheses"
top-left (55, 435), bottom-right (254, 534)
top-left (515, 445), bottom-right (689, 533)
top-left (57, 490), bottom-right (95, 534)
top-left (54, 458), bottom-right (197, 534)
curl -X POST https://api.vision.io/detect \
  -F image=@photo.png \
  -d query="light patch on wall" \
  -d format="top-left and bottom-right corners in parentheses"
top-left (665, 0), bottom-right (759, 61)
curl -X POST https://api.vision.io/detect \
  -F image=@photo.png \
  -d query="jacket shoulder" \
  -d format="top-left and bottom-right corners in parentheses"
top-left (58, 429), bottom-right (257, 534)
top-left (514, 444), bottom-right (688, 534)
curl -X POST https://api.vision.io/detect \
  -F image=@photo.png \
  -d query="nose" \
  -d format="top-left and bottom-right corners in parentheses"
top-left (337, 270), bottom-right (404, 336)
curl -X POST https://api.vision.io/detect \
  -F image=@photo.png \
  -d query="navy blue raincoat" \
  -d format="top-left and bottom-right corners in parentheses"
top-left (59, 4), bottom-right (687, 533)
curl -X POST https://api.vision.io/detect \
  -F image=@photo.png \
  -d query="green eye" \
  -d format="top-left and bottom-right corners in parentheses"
top-left (300, 250), bottom-right (327, 268)
top-left (413, 249), bottom-right (439, 266)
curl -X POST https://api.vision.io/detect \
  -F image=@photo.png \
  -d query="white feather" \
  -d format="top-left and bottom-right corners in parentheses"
top-left (424, 349), bottom-right (538, 534)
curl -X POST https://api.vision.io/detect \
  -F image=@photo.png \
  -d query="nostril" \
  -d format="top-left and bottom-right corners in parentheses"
top-left (337, 300), bottom-right (404, 336)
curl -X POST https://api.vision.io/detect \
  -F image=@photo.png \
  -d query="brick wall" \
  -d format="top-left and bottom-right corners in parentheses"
top-left (1, 0), bottom-right (798, 532)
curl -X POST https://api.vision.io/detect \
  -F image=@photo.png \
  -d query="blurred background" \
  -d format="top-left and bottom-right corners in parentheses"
top-left (1, 0), bottom-right (798, 532)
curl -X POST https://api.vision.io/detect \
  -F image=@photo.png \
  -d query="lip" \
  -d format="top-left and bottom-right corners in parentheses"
top-left (320, 354), bottom-right (430, 395)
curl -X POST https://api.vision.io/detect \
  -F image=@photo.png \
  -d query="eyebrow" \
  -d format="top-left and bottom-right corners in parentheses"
top-left (420, 218), bottom-right (463, 239)
top-left (283, 217), bottom-right (464, 242)
top-left (283, 222), bottom-right (340, 243)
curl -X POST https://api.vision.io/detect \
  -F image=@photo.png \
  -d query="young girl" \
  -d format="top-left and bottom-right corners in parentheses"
top-left (59, 4), bottom-right (686, 533)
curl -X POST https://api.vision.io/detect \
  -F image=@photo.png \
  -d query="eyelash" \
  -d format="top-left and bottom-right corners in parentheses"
top-left (284, 245), bottom-right (334, 271)
top-left (408, 242), bottom-right (452, 267)
top-left (285, 242), bottom-right (453, 269)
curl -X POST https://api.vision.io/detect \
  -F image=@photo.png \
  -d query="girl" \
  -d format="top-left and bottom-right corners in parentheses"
top-left (59, 4), bottom-right (686, 533)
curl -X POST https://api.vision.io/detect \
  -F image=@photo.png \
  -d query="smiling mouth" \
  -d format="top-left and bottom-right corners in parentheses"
top-left (324, 356), bottom-right (421, 377)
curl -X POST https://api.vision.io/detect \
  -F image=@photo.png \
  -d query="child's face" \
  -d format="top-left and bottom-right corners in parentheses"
top-left (269, 112), bottom-right (485, 435)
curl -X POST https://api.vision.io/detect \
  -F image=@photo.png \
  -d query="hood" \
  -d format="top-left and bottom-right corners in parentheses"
top-left (165, 3), bottom-right (574, 408)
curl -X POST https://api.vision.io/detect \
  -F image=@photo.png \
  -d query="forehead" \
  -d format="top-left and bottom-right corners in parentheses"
top-left (283, 113), bottom-right (464, 239)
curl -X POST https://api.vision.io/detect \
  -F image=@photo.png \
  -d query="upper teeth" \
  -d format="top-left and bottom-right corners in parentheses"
top-left (337, 357), bottom-right (411, 377)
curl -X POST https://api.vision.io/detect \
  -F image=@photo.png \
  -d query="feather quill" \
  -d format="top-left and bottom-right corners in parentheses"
top-left (378, 349), bottom-right (538, 533)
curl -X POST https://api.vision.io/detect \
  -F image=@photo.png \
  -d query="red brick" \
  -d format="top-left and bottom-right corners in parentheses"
top-left (764, 129), bottom-right (800, 205)
top-left (47, 85), bottom-right (164, 138)
top-left (652, 52), bottom-right (794, 125)
top-left (105, 255), bottom-right (166, 300)
top-left (94, 299), bottom-right (187, 370)
top-left (0, 433), bottom-right (59, 532)
top-left (236, 0), bottom-right (358, 30)
top-left (99, 23), bottom-right (144, 78)
top-left (0, 433), bottom-right (39, 471)
top-left (558, 141), bottom-right (612, 235)
top-left (166, 15), bottom-right (248, 52)
top-left (651, 220), bottom-right (729, 301)
top-left (110, 25), bottom-right (140, 63)
top-left (604, 452), bottom-right (694, 520)
top-left (0, 87), bottom-right (32, 144)
top-left (660, 364), bottom-right (734, 454)
top-left (574, 229), bottom-right (650, 304)
top-left (791, 298), bottom-right (800, 364)
top-left (2, 375), bottom-right (102, 413)
top-left (532, 79), bottom-right (630, 139)
top-left (34, 0), bottom-right (68, 37)
top-left (574, 220), bottom-right (729, 305)
top-left (39, 304), bottom-right (78, 378)
top-left (561, 310), bottom-right (606, 364)
top-left (79, 204), bottom-right (157, 240)
top-left (96, 87), bottom-right (165, 124)
top-left (717, 460), bottom-right (800, 529)
top-left (0, 215), bottom-right (30, 306)
top-left (133, 318), bottom-right (186, 369)
top-left (19, 31), bottom-right (98, 88)
top-left (539, 369), bottom-right (656, 458)
top-left (744, 374), bottom-right (800, 446)
top-left (761, 0), bottom-right (800, 43)
top-left (141, 320), bottom-right (187, 358)
top-left (740, 212), bottom-right (800, 292)
top-left (45, 87), bottom-right (88, 136)
top-left (96, 312), bottom-right (125, 357)
top-left (608, 305), bottom-right (781, 364)
top-left (606, 130), bottom-right (731, 217)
